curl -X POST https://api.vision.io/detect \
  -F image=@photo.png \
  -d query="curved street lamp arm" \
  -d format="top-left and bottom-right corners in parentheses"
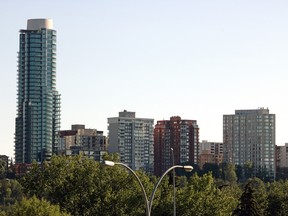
top-left (149, 165), bottom-right (183, 213)
top-left (115, 162), bottom-right (150, 216)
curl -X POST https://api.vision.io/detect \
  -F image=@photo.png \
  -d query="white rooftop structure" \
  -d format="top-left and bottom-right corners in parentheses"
top-left (27, 18), bottom-right (53, 30)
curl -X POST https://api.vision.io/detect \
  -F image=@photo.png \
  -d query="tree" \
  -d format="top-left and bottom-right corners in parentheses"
top-left (149, 174), bottom-right (173, 215)
top-left (0, 179), bottom-right (23, 206)
top-left (244, 160), bottom-right (253, 179)
top-left (247, 177), bottom-right (268, 215)
top-left (276, 167), bottom-right (288, 180)
top-left (19, 155), bottom-right (258, 215)
top-left (202, 163), bottom-right (221, 179)
top-left (177, 173), bottom-right (238, 216)
top-left (0, 160), bottom-right (7, 180)
top-left (256, 167), bottom-right (270, 182)
top-left (3, 196), bottom-right (70, 216)
top-left (102, 152), bottom-right (120, 162)
top-left (235, 165), bottom-right (243, 181)
top-left (6, 158), bottom-right (15, 180)
top-left (266, 180), bottom-right (288, 216)
top-left (221, 162), bottom-right (238, 183)
top-left (233, 182), bottom-right (263, 216)
top-left (21, 155), bottom-right (153, 216)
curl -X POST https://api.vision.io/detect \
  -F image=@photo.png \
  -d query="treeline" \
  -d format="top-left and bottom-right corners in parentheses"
top-left (0, 155), bottom-right (287, 215)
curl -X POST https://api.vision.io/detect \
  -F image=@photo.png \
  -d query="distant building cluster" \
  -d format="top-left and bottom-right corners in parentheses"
top-left (58, 124), bottom-right (107, 161)
top-left (12, 19), bottom-right (286, 180)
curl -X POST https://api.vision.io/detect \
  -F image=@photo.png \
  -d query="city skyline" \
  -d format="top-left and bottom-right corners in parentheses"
top-left (1, 1), bottom-right (288, 158)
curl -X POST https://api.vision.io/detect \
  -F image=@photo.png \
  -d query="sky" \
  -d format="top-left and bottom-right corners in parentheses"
top-left (1, 0), bottom-right (288, 159)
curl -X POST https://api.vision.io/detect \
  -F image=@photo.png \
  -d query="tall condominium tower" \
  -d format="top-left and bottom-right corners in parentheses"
top-left (108, 110), bottom-right (154, 173)
top-left (15, 19), bottom-right (61, 163)
top-left (154, 116), bottom-right (199, 176)
top-left (223, 108), bottom-right (275, 179)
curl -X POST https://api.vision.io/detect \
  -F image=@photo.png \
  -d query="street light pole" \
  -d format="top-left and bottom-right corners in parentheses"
top-left (171, 148), bottom-right (176, 216)
top-left (149, 165), bottom-right (189, 214)
top-left (104, 161), bottom-right (150, 216)
top-left (104, 160), bottom-right (193, 216)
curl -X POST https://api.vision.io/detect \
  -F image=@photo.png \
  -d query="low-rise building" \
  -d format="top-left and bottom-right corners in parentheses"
top-left (199, 140), bottom-right (223, 168)
top-left (58, 124), bottom-right (107, 161)
top-left (276, 143), bottom-right (288, 168)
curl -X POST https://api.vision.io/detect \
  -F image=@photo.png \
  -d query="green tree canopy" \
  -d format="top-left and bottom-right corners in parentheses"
top-left (0, 160), bottom-right (6, 180)
top-left (221, 162), bottom-right (238, 183)
top-left (2, 195), bottom-right (70, 216)
top-left (21, 155), bottom-right (154, 216)
top-left (176, 173), bottom-right (238, 216)
top-left (266, 180), bottom-right (288, 216)
top-left (0, 179), bottom-right (23, 206)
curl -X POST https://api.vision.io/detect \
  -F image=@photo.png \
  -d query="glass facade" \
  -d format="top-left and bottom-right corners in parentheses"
top-left (15, 20), bottom-right (61, 163)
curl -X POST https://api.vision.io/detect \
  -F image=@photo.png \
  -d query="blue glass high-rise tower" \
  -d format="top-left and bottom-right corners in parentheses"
top-left (15, 19), bottom-right (61, 163)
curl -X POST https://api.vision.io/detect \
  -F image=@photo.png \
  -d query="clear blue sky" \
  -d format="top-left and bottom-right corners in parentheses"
top-left (1, 0), bottom-right (288, 159)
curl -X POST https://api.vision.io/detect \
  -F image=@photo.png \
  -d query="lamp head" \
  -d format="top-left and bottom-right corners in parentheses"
top-left (104, 160), bottom-right (115, 166)
top-left (183, 165), bottom-right (193, 172)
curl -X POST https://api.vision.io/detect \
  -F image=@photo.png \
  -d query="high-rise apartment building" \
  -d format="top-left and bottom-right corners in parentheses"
top-left (223, 108), bottom-right (275, 179)
top-left (108, 110), bottom-right (154, 173)
top-left (154, 116), bottom-right (199, 176)
top-left (58, 125), bottom-right (107, 161)
top-left (15, 19), bottom-right (61, 163)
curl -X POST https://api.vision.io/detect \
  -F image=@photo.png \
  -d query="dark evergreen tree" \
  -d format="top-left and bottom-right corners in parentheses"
top-left (235, 165), bottom-right (243, 181)
top-left (244, 160), bottom-right (253, 180)
top-left (266, 194), bottom-right (285, 216)
top-left (233, 182), bottom-right (263, 216)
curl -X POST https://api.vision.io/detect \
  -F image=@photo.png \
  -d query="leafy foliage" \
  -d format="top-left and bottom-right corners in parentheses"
top-left (2, 195), bottom-right (70, 216)
top-left (21, 155), bottom-right (153, 215)
top-left (9, 155), bottom-right (288, 215)
top-left (244, 160), bottom-right (253, 179)
top-left (177, 173), bottom-right (238, 216)
top-left (0, 160), bottom-right (6, 180)
top-left (266, 180), bottom-right (288, 216)
top-left (246, 178), bottom-right (268, 215)
top-left (202, 163), bottom-right (221, 179)
top-left (221, 162), bottom-right (238, 183)
top-left (0, 179), bottom-right (23, 206)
